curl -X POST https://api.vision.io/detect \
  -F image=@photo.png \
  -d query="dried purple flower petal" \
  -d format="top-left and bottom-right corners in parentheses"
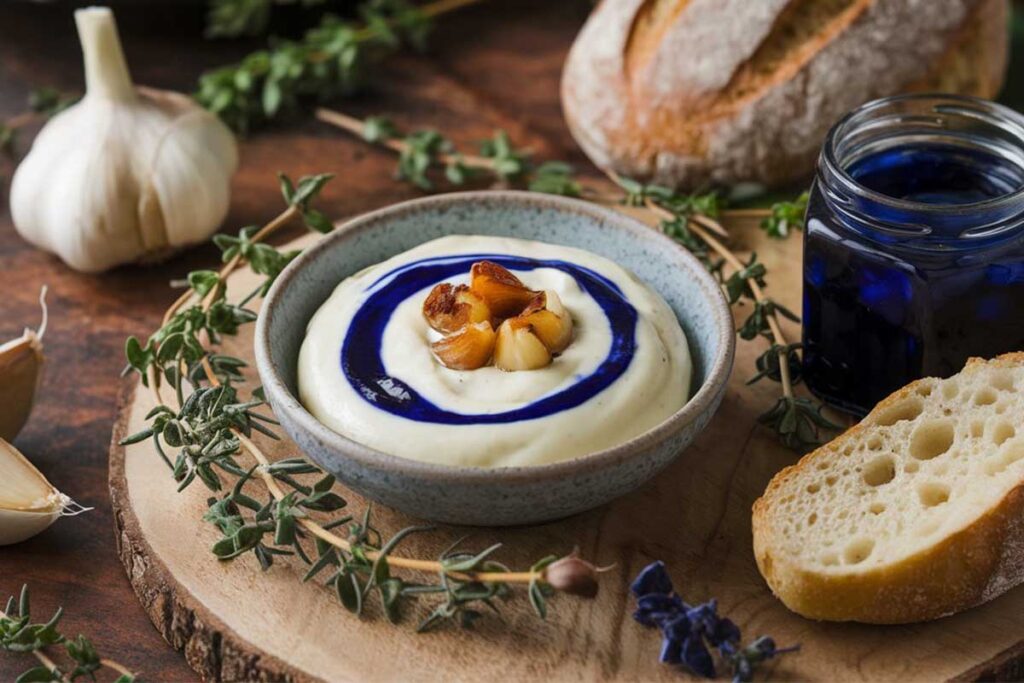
top-left (630, 560), bottom-right (673, 597)
top-left (634, 593), bottom-right (685, 626)
top-left (629, 561), bottom-right (799, 683)
top-left (682, 635), bottom-right (716, 678)
top-left (661, 612), bottom-right (692, 641)
top-left (660, 636), bottom-right (683, 665)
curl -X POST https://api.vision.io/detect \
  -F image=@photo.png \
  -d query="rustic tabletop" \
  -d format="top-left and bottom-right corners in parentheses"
top-left (0, 1), bottom-right (593, 679)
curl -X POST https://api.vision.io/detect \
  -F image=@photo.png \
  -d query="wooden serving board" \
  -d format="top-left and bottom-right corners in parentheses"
top-left (109, 224), bottom-right (1024, 682)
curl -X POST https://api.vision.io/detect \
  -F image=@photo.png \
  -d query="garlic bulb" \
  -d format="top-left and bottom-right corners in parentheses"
top-left (0, 288), bottom-right (47, 442)
top-left (0, 438), bottom-right (88, 546)
top-left (10, 7), bottom-right (238, 273)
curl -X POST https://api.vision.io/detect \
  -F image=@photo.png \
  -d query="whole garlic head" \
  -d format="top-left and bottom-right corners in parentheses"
top-left (10, 7), bottom-right (239, 273)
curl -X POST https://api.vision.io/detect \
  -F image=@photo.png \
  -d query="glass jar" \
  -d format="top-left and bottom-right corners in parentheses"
top-left (803, 94), bottom-right (1024, 415)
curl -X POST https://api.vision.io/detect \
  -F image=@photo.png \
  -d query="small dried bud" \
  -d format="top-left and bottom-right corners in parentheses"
top-left (544, 555), bottom-right (599, 598)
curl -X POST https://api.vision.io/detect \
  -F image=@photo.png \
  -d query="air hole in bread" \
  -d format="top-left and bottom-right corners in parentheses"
top-left (862, 455), bottom-right (896, 487)
top-left (916, 383), bottom-right (933, 397)
top-left (806, 482), bottom-right (821, 494)
top-left (996, 401), bottom-right (1008, 415)
top-left (842, 445), bottom-right (853, 456)
top-left (917, 481), bottom-right (950, 507)
top-left (990, 421), bottom-right (1015, 446)
top-left (808, 512), bottom-right (817, 526)
top-left (942, 380), bottom-right (959, 400)
top-left (868, 501), bottom-right (885, 515)
top-left (910, 420), bottom-right (955, 460)
top-left (974, 388), bottom-right (997, 406)
top-left (904, 460), bottom-right (919, 473)
top-left (970, 421), bottom-right (985, 438)
top-left (825, 475), bottom-right (837, 486)
top-left (985, 441), bottom-right (1024, 475)
top-left (992, 371), bottom-right (1015, 392)
top-left (843, 538), bottom-right (874, 565)
top-left (867, 435), bottom-right (883, 451)
top-left (873, 397), bottom-right (924, 427)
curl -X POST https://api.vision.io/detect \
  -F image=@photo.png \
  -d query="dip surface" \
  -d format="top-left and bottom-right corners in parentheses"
top-left (298, 235), bottom-right (691, 467)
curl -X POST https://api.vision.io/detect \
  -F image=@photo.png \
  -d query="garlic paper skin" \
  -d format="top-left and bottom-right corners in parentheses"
top-left (10, 7), bottom-right (239, 273)
top-left (0, 438), bottom-right (86, 546)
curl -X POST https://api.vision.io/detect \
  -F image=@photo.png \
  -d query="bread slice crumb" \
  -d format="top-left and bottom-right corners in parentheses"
top-left (752, 353), bottom-right (1024, 623)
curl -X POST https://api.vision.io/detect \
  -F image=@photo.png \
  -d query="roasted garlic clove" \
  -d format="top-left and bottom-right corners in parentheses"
top-left (431, 321), bottom-right (497, 370)
top-left (519, 290), bottom-right (573, 353)
top-left (423, 283), bottom-right (491, 334)
top-left (494, 319), bottom-right (552, 371)
top-left (470, 261), bottom-right (538, 319)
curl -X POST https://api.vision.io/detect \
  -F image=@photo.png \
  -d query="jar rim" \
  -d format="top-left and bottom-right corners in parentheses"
top-left (822, 93), bottom-right (1024, 217)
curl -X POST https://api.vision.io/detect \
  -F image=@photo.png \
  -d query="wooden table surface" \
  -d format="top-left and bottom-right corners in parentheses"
top-left (0, 1), bottom-right (592, 679)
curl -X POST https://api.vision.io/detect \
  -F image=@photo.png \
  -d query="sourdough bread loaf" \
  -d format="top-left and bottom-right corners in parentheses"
top-left (561, 0), bottom-right (1010, 190)
top-left (752, 354), bottom-right (1024, 624)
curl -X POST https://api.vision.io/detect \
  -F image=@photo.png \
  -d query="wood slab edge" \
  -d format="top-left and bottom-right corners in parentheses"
top-left (107, 376), bottom-right (316, 683)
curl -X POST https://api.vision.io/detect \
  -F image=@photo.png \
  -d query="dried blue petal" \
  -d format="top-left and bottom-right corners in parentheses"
top-left (685, 599), bottom-right (720, 635)
top-left (630, 560), bottom-right (674, 597)
top-left (660, 637), bottom-right (683, 665)
top-left (661, 613), bottom-right (691, 641)
top-left (633, 593), bottom-right (685, 627)
top-left (711, 616), bottom-right (741, 649)
top-left (682, 635), bottom-right (716, 678)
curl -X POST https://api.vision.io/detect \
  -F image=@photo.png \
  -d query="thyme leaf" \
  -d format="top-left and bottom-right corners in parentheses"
top-left (1, 586), bottom-right (136, 682)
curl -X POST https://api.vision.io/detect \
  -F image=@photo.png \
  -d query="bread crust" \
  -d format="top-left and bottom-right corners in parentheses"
top-left (561, 0), bottom-right (1010, 190)
top-left (752, 353), bottom-right (1024, 624)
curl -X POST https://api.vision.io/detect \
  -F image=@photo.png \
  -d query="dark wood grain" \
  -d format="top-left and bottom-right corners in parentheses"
top-left (0, 1), bottom-right (589, 680)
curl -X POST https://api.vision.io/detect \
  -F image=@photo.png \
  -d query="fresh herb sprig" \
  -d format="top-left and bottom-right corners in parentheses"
top-left (121, 171), bottom-right (603, 631)
top-left (1, 586), bottom-right (136, 683)
top-left (205, 0), bottom-right (327, 39)
top-left (316, 109), bottom-right (840, 452)
top-left (196, 0), bottom-right (481, 133)
top-left (759, 191), bottom-right (810, 238)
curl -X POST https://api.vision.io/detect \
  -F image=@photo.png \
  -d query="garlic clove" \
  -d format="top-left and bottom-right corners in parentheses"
top-left (0, 287), bottom-right (47, 442)
top-left (519, 290), bottom-right (574, 353)
top-left (431, 321), bottom-right (497, 370)
top-left (9, 7), bottom-right (238, 273)
top-left (470, 261), bottom-right (538, 319)
top-left (494, 319), bottom-right (552, 371)
top-left (0, 438), bottom-right (83, 546)
top-left (423, 283), bottom-right (492, 334)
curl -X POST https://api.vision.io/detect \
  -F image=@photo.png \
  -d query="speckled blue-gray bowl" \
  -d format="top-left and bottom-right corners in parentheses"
top-left (255, 191), bottom-right (734, 526)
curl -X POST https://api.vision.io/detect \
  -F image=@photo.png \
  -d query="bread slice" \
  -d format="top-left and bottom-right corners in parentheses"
top-left (752, 353), bottom-right (1024, 623)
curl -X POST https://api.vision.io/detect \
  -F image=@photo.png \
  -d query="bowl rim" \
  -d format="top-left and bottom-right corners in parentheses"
top-left (255, 190), bottom-right (735, 484)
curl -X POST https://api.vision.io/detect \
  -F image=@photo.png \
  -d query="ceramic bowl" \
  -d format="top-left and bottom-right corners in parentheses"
top-left (255, 191), bottom-right (734, 526)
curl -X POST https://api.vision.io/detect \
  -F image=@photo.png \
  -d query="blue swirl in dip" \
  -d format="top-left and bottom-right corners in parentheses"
top-left (298, 236), bottom-right (690, 468)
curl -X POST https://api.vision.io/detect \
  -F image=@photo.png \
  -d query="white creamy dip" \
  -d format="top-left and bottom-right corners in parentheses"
top-left (298, 235), bottom-right (691, 468)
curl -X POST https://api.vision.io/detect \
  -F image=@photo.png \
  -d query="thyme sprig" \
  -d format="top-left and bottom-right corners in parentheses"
top-left (205, 0), bottom-right (327, 39)
top-left (196, 0), bottom-right (482, 133)
top-left (121, 171), bottom-right (602, 631)
top-left (316, 109), bottom-right (840, 452)
top-left (1, 586), bottom-right (136, 683)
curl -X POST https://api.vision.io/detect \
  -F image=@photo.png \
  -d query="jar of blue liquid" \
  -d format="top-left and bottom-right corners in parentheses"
top-left (803, 94), bottom-right (1024, 415)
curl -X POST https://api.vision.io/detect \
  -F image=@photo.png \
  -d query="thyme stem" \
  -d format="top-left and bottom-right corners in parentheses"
top-left (314, 107), bottom-right (498, 171)
top-left (646, 201), bottom-right (795, 400)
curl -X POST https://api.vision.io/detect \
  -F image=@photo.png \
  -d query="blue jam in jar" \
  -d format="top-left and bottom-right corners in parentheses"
top-left (803, 94), bottom-right (1024, 415)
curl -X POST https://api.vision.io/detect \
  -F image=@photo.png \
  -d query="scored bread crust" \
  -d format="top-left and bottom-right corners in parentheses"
top-left (752, 353), bottom-right (1024, 624)
top-left (561, 0), bottom-right (1010, 190)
